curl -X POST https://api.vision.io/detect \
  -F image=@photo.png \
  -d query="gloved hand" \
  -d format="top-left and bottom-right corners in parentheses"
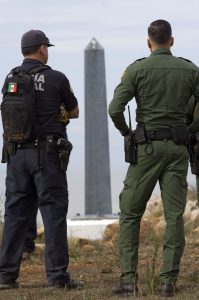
top-left (120, 128), bottom-right (136, 137)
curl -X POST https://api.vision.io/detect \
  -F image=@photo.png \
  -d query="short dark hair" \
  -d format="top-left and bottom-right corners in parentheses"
top-left (21, 45), bottom-right (41, 56)
top-left (148, 19), bottom-right (172, 44)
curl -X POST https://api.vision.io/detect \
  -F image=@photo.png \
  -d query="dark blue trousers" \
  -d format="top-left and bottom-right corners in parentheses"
top-left (0, 147), bottom-right (70, 285)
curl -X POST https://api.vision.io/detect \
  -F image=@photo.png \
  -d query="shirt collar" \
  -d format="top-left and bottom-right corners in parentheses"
top-left (22, 58), bottom-right (44, 65)
top-left (150, 48), bottom-right (172, 56)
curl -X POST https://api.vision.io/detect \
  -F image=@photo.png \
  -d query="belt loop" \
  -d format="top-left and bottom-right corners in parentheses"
top-left (37, 139), bottom-right (43, 170)
top-left (150, 131), bottom-right (155, 140)
top-left (35, 139), bottom-right (38, 148)
top-left (170, 126), bottom-right (173, 139)
top-left (147, 131), bottom-right (153, 144)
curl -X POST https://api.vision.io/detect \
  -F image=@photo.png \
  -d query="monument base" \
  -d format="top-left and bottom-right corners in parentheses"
top-left (71, 213), bottom-right (119, 220)
top-left (67, 215), bottom-right (119, 240)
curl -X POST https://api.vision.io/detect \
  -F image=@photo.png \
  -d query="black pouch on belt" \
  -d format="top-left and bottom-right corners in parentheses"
top-left (46, 135), bottom-right (55, 153)
top-left (135, 123), bottom-right (147, 144)
top-left (57, 138), bottom-right (73, 171)
top-left (1, 140), bottom-right (17, 163)
top-left (124, 131), bottom-right (137, 164)
top-left (171, 125), bottom-right (187, 144)
top-left (1, 145), bottom-right (9, 163)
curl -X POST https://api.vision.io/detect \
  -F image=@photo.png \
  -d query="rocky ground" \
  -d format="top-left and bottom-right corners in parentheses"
top-left (1, 188), bottom-right (199, 299)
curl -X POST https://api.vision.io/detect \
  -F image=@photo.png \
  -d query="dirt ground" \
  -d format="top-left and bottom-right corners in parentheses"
top-left (1, 235), bottom-right (199, 300)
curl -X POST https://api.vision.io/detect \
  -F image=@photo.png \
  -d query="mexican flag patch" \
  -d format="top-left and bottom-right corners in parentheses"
top-left (8, 82), bottom-right (17, 93)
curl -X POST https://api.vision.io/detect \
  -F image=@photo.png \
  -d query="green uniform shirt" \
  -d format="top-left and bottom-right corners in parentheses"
top-left (109, 48), bottom-right (199, 133)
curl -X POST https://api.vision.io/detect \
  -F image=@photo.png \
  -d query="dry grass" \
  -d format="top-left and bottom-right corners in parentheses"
top-left (0, 187), bottom-right (199, 299)
top-left (187, 185), bottom-right (197, 202)
top-left (0, 234), bottom-right (199, 300)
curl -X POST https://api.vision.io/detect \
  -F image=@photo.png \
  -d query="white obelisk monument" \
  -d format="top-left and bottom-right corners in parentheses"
top-left (84, 38), bottom-right (112, 216)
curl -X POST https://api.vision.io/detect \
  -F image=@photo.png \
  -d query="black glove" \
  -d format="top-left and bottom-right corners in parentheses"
top-left (120, 128), bottom-right (131, 137)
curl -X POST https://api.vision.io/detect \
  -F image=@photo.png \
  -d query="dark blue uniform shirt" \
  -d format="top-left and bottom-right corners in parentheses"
top-left (21, 58), bottom-right (78, 138)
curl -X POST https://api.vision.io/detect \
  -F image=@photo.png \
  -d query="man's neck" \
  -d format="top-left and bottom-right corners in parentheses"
top-left (150, 44), bottom-right (171, 52)
top-left (24, 55), bottom-right (44, 64)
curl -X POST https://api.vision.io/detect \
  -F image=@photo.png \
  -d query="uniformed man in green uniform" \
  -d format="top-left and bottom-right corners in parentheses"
top-left (187, 96), bottom-right (199, 205)
top-left (109, 19), bottom-right (199, 297)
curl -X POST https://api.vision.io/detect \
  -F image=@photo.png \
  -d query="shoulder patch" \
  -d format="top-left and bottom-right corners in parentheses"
top-left (178, 57), bottom-right (192, 63)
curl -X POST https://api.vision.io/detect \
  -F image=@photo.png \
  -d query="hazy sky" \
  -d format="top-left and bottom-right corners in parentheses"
top-left (0, 0), bottom-right (199, 217)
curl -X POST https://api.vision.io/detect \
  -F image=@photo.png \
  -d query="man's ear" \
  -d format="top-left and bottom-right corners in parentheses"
top-left (40, 45), bottom-right (47, 55)
top-left (170, 37), bottom-right (174, 47)
top-left (147, 39), bottom-right (151, 49)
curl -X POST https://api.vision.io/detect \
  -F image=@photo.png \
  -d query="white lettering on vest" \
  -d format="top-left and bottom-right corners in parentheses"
top-left (34, 73), bottom-right (45, 91)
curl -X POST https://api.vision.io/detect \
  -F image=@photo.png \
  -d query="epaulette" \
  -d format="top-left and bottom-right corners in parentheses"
top-left (178, 57), bottom-right (192, 63)
top-left (134, 57), bottom-right (146, 63)
top-left (128, 57), bottom-right (146, 68)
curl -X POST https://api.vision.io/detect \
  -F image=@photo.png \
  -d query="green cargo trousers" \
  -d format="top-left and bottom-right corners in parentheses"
top-left (119, 140), bottom-right (188, 284)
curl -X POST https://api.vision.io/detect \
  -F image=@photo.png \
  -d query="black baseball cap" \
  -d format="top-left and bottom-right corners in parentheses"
top-left (21, 30), bottom-right (54, 48)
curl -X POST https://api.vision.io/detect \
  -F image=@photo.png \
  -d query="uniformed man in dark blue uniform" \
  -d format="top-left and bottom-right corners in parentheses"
top-left (0, 30), bottom-right (84, 290)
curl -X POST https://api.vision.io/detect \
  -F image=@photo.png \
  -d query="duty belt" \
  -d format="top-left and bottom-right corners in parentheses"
top-left (17, 140), bottom-right (46, 149)
top-left (146, 129), bottom-right (173, 141)
top-left (16, 136), bottom-right (59, 170)
top-left (135, 124), bottom-right (187, 145)
top-left (17, 136), bottom-right (58, 149)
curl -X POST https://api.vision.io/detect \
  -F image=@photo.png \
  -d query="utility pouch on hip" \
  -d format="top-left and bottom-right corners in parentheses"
top-left (1, 137), bottom-right (17, 163)
top-left (46, 135), bottom-right (55, 153)
top-left (135, 123), bottom-right (147, 144)
top-left (1, 145), bottom-right (9, 163)
top-left (171, 125), bottom-right (187, 144)
top-left (57, 138), bottom-right (73, 172)
top-left (124, 131), bottom-right (137, 164)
